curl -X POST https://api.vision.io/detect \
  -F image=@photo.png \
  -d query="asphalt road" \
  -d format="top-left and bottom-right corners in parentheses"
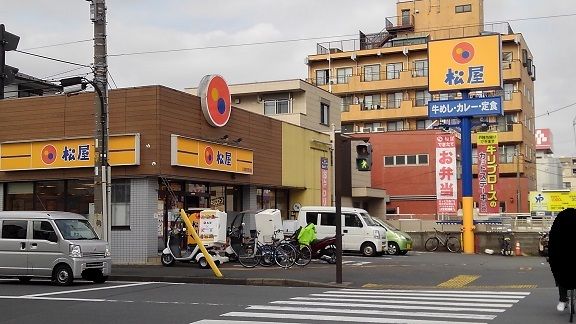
top-left (0, 252), bottom-right (567, 324)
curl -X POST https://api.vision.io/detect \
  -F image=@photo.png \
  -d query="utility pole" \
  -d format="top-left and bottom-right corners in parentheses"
top-left (516, 146), bottom-right (521, 213)
top-left (89, 0), bottom-right (111, 242)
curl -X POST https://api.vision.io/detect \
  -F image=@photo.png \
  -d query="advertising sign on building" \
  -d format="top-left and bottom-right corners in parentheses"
top-left (535, 128), bottom-right (553, 151)
top-left (428, 34), bottom-right (502, 93)
top-left (477, 132), bottom-right (499, 213)
top-left (321, 157), bottom-right (329, 206)
top-left (529, 191), bottom-right (576, 213)
top-left (428, 96), bottom-right (503, 119)
top-left (436, 134), bottom-right (458, 213)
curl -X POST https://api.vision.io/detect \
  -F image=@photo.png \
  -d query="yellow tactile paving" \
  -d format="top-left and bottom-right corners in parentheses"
top-left (437, 275), bottom-right (480, 288)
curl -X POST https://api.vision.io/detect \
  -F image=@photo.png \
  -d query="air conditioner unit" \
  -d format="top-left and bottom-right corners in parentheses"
top-left (375, 127), bottom-right (385, 132)
top-left (361, 127), bottom-right (372, 133)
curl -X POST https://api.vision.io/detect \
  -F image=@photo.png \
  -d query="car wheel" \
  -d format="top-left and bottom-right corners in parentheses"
top-left (387, 242), bottom-right (400, 255)
top-left (361, 242), bottom-right (377, 257)
top-left (52, 264), bottom-right (74, 286)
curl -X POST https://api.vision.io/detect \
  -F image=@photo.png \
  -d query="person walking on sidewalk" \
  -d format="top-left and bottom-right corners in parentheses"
top-left (547, 207), bottom-right (576, 312)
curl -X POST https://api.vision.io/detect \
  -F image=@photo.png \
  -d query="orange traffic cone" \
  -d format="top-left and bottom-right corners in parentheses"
top-left (515, 241), bottom-right (522, 256)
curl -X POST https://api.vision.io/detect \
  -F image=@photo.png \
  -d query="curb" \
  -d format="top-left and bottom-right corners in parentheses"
top-left (109, 275), bottom-right (344, 288)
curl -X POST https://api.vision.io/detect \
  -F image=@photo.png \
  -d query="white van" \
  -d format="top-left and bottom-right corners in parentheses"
top-left (297, 206), bottom-right (387, 256)
top-left (0, 211), bottom-right (111, 285)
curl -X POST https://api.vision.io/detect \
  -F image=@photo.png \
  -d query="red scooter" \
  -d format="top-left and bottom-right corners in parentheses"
top-left (309, 236), bottom-right (337, 264)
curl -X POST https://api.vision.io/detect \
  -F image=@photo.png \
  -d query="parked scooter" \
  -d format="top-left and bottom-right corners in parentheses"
top-left (161, 227), bottom-right (227, 268)
top-left (309, 236), bottom-right (337, 264)
top-left (538, 231), bottom-right (549, 257)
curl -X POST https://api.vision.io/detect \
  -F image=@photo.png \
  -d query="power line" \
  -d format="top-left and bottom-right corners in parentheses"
top-left (20, 39), bottom-right (92, 51)
top-left (14, 50), bottom-right (90, 68)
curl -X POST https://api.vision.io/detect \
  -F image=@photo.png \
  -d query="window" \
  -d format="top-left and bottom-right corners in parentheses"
top-left (111, 179), bottom-right (130, 227)
top-left (499, 145), bottom-right (516, 164)
top-left (364, 122), bottom-right (382, 132)
top-left (415, 91), bottom-right (432, 106)
top-left (502, 52), bottom-right (512, 69)
top-left (305, 212), bottom-right (318, 225)
top-left (344, 214), bottom-right (362, 227)
top-left (320, 103), bottom-right (329, 125)
top-left (54, 219), bottom-right (98, 240)
top-left (438, 92), bottom-right (457, 101)
top-left (33, 221), bottom-right (57, 241)
top-left (384, 154), bottom-right (429, 166)
top-left (503, 83), bottom-right (514, 101)
top-left (496, 114), bottom-right (516, 132)
top-left (386, 63), bottom-right (402, 80)
top-left (264, 99), bottom-right (290, 115)
top-left (342, 96), bottom-right (353, 112)
top-left (316, 69), bottom-right (329, 86)
top-left (386, 92), bottom-right (402, 108)
top-left (1, 220), bottom-right (27, 239)
top-left (413, 59), bottom-right (428, 77)
top-left (364, 94), bottom-right (381, 109)
top-left (416, 119), bottom-right (434, 129)
top-left (418, 154), bottom-right (429, 164)
top-left (387, 120), bottom-right (404, 131)
top-left (401, 9), bottom-right (411, 26)
top-left (455, 4), bottom-right (472, 13)
top-left (320, 212), bottom-right (336, 226)
top-left (384, 156), bottom-right (395, 165)
top-left (337, 67), bottom-right (353, 84)
top-left (341, 124), bottom-right (354, 133)
top-left (5, 182), bottom-right (33, 211)
top-left (363, 64), bottom-right (380, 81)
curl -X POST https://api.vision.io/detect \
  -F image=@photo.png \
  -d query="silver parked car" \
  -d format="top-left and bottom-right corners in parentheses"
top-left (0, 211), bottom-right (111, 285)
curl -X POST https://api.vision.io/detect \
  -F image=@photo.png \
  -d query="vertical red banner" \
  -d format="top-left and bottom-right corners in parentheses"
top-left (321, 157), bottom-right (329, 206)
top-left (436, 135), bottom-right (458, 214)
top-left (477, 132), bottom-right (499, 213)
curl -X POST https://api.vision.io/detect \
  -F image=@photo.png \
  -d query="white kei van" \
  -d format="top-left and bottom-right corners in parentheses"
top-left (297, 206), bottom-right (387, 256)
top-left (0, 211), bottom-right (111, 285)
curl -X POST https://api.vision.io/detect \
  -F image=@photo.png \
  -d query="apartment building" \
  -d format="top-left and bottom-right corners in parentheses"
top-left (306, 0), bottom-right (536, 214)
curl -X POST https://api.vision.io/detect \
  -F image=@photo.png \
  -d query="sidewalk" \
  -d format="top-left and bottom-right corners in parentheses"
top-left (110, 260), bottom-right (346, 288)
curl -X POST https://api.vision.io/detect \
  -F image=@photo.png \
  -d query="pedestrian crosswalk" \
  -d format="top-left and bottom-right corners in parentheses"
top-left (190, 288), bottom-right (530, 324)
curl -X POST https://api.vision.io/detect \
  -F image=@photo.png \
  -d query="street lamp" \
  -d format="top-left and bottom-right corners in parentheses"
top-left (60, 76), bottom-right (110, 243)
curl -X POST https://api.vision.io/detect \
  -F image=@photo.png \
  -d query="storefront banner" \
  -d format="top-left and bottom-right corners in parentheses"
top-left (171, 134), bottom-right (253, 175)
top-left (321, 157), bottom-right (329, 206)
top-left (477, 132), bottom-right (499, 213)
top-left (436, 134), bottom-right (457, 213)
top-left (529, 191), bottom-right (576, 212)
top-left (0, 134), bottom-right (140, 171)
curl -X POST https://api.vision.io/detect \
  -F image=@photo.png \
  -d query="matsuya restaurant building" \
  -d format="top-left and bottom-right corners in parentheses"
top-left (0, 76), bottom-right (331, 264)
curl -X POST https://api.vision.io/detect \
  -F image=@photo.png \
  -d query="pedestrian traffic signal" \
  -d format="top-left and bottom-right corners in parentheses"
top-left (356, 143), bottom-right (372, 171)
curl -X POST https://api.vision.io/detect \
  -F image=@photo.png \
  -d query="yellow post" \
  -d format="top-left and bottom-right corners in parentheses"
top-left (179, 209), bottom-right (223, 278)
top-left (462, 197), bottom-right (475, 254)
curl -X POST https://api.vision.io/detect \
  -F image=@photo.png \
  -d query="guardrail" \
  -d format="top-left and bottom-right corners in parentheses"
top-left (385, 215), bottom-right (553, 233)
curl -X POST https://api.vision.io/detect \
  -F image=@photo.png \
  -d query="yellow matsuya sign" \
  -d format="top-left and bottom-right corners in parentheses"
top-left (0, 134), bottom-right (140, 171)
top-left (428, 34), bottom-right (502, 93)
top-left (171, 135), bottom-right (253, 174)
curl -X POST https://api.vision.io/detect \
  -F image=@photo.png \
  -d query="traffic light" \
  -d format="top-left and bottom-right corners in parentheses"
top-left (356, 142), bottom-right (372, 171)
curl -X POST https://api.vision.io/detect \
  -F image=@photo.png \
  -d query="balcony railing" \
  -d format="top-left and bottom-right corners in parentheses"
top-left (314, 22), bottom-right (513, 54)
top-left (359, 99), bottom-right (402, 110)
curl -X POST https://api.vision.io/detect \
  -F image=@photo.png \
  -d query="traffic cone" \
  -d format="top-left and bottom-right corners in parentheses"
top-left (515, 241), bottom-right (522, 256)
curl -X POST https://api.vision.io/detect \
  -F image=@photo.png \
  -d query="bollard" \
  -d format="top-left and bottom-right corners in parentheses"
top-left (514, 241), bottom-right (522, 256)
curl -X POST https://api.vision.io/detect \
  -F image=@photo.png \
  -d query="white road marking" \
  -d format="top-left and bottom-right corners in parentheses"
top-left (222, 311), bottom-right (488, 324)
top-left (272, 300), bottom-right (506, 312)
top-left (23, 282), bottom-right (157, 297)
top-left (292, 296), bottom-right (514, 308)
top-left (310, 293), bottom-right (520, 303)
top-left (190, 321), bottom-right (307, 324)
top-left (341, 288), bottom-right (531, 295)
top-left (246, 305), bottom-right (497, 320)
top-left (324, 290), bottom-right (526, 299)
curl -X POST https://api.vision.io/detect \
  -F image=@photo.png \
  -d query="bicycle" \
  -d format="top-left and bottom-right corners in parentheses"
top-left (425, 228), bottom-right (461, 253)
top-left (283, 230), bottom-right (312, 267)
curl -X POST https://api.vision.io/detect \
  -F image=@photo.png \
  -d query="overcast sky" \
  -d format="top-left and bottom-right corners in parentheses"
top-left (2, 1), bottom-right (576, 156)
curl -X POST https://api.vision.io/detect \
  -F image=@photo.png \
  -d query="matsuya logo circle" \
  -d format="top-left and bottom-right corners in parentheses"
top-left (199, 75), bottom-right (231, 127)
top-left (204, 146), bottom-right (214, 165)
top-left (41, 144), bottom-right (57, 165)
top-left (452, 42), bottom-right (475, 64)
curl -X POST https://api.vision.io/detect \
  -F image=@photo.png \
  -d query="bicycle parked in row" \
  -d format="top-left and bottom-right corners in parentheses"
top-left (424, 228), bottom-right (461, 253)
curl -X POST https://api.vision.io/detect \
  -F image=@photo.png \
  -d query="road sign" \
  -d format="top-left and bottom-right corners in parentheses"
top-left (428, 96), bottom-right (502, 119)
